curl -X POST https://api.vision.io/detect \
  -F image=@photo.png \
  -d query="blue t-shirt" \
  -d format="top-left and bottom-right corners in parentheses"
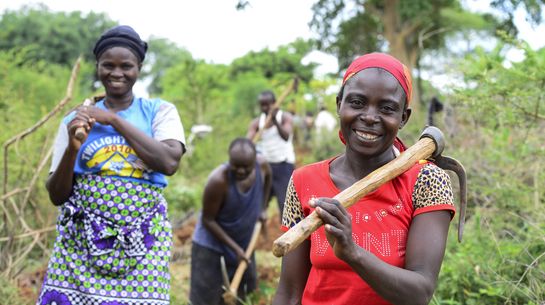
top-left (51, 97), bottom-right (185, 187)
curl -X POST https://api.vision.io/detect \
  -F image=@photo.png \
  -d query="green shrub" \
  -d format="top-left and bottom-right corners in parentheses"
top-left (431, 37), bottom-right (545, 305)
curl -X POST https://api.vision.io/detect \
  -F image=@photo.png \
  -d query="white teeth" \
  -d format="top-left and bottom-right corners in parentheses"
top-left (355, 130), bottom-right (379, 140)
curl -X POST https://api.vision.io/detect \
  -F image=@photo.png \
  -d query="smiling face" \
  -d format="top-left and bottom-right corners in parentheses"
top-left (337, 68), bottom-right (411, 160)
top-left (97, 46), bottom-right (141, 100)
top-left (229, 144), bottom-right (256, 181)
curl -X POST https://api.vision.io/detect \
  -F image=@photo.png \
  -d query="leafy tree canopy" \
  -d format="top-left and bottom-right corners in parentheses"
top-left (144, 37), bottom-right (193, 95)
top-left (161, 57), bottom-right (230, 127)
top-left (0, 4), bottom-right (116, 66)
top-left (492, 0), bottom-right (545, 27)
top-left (454, 34), bottom-right (545, 129)
top-left (310, 0), bottom-right (498, 71)
top-left (229, 38), bottom-right (318, 83)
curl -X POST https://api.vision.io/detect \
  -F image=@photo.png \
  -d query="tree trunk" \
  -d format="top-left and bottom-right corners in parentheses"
top-left (377, 0), bottom-right (421, 109)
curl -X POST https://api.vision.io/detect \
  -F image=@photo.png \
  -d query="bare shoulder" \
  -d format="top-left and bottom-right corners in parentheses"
top-left (205, 164), bottom-right (229, 189)
top-left (281, 110), bottom-right (294, 124)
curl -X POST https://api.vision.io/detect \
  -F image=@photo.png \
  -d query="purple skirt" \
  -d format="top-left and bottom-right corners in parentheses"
top-left (37, 175), bottom-right (172, 305)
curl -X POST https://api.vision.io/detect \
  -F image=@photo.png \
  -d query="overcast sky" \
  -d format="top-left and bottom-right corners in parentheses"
top-left (0, 0), bottom-right (340, 75)
top-left (1, 0), bottom-right (543, 91)
top-left (1, 1), bottom-right (544, 64)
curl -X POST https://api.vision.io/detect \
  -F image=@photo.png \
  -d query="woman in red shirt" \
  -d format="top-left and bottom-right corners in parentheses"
top-left (273, 53), bottom-right (455, 305)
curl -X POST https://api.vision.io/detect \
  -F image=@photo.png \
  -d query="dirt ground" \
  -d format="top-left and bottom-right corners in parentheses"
top-left (17, 211), bottom-right (285, 304)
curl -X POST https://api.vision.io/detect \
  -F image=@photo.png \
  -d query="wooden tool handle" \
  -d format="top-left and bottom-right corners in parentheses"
top-left (229, 221), bottom-right (262, 293)
top-left (74, 98), bottom-right (94, 141)
top-left (272, 137), bottom-right (436, 257)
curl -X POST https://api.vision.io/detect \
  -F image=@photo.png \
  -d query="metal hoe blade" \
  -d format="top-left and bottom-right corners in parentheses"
top-left (433, 155), bottom-right (467, 242)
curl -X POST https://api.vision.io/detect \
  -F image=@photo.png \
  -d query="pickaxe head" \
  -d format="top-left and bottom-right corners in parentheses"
top-left (420, 126), bottom-right (467, 242)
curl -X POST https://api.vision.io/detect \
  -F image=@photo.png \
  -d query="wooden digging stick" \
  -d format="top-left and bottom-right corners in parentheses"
top-left (272, 128), bottom-right (445, 257)
top-left (74, 94), bottom-right (105, 141)
top-left (74, 98), bottom-right (94, 141)
top-left (223, 221), bottom-right (263, 305)
top-left (251, 77), bottom-right (299, 143)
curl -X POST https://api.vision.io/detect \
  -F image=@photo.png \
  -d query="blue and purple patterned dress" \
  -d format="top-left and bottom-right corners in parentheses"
top-left (38, 98), bottom-right (185, 305)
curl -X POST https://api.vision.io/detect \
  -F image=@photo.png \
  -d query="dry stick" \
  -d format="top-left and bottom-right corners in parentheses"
top-left (273, 137), bottom-right (436, 257)
top-left (31, 197), bottom-right (46, 225)
top-left (0, 225), bottom-right (56, 242)
top-left (17, 197), bottom-right (49, 252)
top-left (6, 194), bottom-right (49, 260)
top-left (17, 108), bottom-right (71, 256)
top-left (0, 56), bottom-right (81, 274)
top-left (0, 188), bottom-right (29, 201)
top-left (1, 254), bottom-right (13, 278)
top-left (2, 233), bottom-right (41, 278)
top-left (2, 56), bottom-right (81, 198)
top-left (1, 195), bottom-right (18, 231)
top-left (21, 145), bottom-right (53, 212)
top-left (223, 221), bottom-right (263, 305)
top-left (0, 227), bottom-right (52, 272)
top-left (8, 196), bottom-right (30, 231)
top-left (0, 188), bottom-right (29, 226)
top-left (5, 134), bottom-right (52, 230)
top-left (0, 188), bottom-right (28, 266)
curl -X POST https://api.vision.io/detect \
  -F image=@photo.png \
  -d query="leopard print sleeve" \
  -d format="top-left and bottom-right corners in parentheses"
top-left (281, 176), bottom-right (305, 228)
top-left (412, 163), bottom-right (455, 213)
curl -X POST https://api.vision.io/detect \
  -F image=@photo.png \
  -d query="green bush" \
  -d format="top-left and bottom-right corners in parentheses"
top-left (164, 182), bottom-right (203, 221)
top-left (431, 37), bottom-right (545, 305)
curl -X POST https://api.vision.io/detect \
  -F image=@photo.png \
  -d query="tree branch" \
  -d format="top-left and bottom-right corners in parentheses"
top-left (0, 225), bottom-right (55, 242)
top-left (400, 19), bottom-right (423, 38)
top-left (21, 145), bottom-right (53, 212)
top-left (1, 233), bottom-right (41, 278)
top-left (0, 188), bottom-right (29, 227)
top-left (512, 101), bottom-right (545, 121)
top-left (2, 56), bottom-right (81, 197)
top-left (419, 26), bottom-right (450, 49)
top-left (363, 1), bottom-right (381, 17)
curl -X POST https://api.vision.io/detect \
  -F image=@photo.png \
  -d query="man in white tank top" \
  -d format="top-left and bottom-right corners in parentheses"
top-left (247, 90), bottom-right (296, 220)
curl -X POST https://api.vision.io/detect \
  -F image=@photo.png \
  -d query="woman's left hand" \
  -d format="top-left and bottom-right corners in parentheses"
top-left (310, 198), bottom-right (357, 262)
top-left (79, 105), bottom-right (115, 126)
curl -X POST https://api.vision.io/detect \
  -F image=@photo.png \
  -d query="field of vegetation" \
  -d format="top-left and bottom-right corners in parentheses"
top-left (1, 2), bottom-right (544, 305)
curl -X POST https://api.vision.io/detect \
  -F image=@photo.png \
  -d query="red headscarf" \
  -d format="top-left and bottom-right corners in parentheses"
top-left (338, 53), bottom-right (412, 151)
top-left (342, 52), bottom-right (412, 105)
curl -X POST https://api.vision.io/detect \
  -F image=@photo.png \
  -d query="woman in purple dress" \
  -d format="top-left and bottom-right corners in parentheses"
top-left (37, 25), bottom-right (185, 305)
